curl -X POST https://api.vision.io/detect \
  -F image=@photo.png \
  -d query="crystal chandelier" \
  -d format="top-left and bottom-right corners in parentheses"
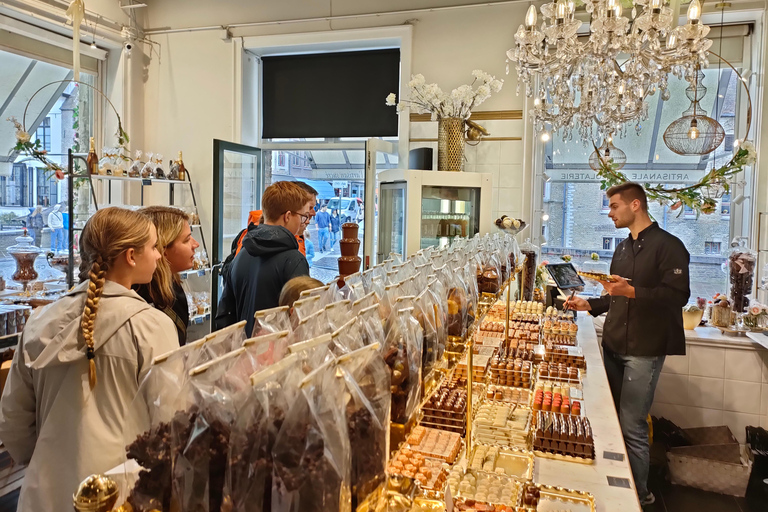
top-left (510, 0), bottom-right (713, 142)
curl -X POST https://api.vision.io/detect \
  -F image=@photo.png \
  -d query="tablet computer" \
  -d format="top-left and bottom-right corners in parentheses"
top-left (545, 263), bottom-right (585, 290)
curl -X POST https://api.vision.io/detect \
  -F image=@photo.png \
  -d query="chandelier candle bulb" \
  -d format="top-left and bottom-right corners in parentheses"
top-left (688, 0), bottom-right (701, 23)
top-left (525, 5), bottom-right (537, 29)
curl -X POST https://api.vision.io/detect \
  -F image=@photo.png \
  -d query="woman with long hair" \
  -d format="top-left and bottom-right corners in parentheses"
top-left (135, 206), bottom-right (200, 345)
top-left (0, 207), bottom-right (178, 512)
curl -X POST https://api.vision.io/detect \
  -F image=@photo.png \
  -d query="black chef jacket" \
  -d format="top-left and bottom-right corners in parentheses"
top-left (588, 222), bottom-right (690, 357)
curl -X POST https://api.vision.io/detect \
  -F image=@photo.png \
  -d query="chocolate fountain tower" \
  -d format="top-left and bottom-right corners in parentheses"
top-left (338, 222), bottom-right (362, 277)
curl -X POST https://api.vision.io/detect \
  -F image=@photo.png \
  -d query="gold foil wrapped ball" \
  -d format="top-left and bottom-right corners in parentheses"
top-left (73, 474), bottom-right (119, 512)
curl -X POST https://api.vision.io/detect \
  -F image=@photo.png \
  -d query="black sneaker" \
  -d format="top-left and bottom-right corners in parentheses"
top-left (640, 492), bottom-right (655, 506)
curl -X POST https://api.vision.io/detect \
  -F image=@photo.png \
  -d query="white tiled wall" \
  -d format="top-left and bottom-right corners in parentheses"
top-left (408, 118), bottom-right (528, 224)
top-left (650, 343), bottom-right (768, 442)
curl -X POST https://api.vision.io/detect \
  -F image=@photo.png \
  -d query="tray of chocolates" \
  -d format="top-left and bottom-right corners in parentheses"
top-left (532, 387), bottom-right (581, 416)
top-left (475, 334), bottom-right (505, 349)
top-left (519, 483), bottom-right (596, 512)
top-left (480, 320), bottom-right (507, 333)
top-left (421, 382), bottom-right (468, 436)
top-left (451, 500), bottom-right (515, 512)
top-left (386, 448), bottom-right (449, 498)
top-left (536, 362), bottom-right (581, 384)
top-left (474, 345), bottom-right (500, 357)
top-left (407, 426), bottom-right (463, 464)
top-left (541, 333), bottom-right (578, 347)
top-left (489, 355), bottom-right (533, 388)
top-left (505, 341), bottom-right (541, 363)
top-left (473, 403), bottom-right (531, 449)
top-left (513, 300), bottom-right (544, 315)
top-left (467, 444), bottom-right (534, 480)
top-left (456, 354), bottom-right (492, 381)
top-left (484, 385), bottom-right (532, 406)
top-left (542, 317), bottom-right (578, 336)
top-left (450, 469), bottom-right (522, 508)
top-left (532, 411), bottom-right (594, 463)
top-left (544, 346), bottom-right (587, 370)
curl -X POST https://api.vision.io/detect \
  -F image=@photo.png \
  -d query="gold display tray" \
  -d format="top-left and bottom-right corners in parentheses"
top-left (466, 444), bottom-right (535, 481)
top-left (532, 449), bottom-right (595, 465)
top-left (519, 483), bottom-right (596, 512)
top-left (716, 326), bottom-right (752, 337)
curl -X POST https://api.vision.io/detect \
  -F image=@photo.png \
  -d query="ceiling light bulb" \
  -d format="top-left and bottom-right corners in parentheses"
top-left (650, 0), bottom-right (662, 10)
top-left (568, 0), bottom-right (575, 15)
top-left (534, 97), bottom-right (541, 106)
top-left (666, 33), bottom-right (677, 48)
top-left (542, 213), bottom-right (550, 221)
top-left (613, 4), bottom-right (622, 17)
top-left (688, 119), bottom-right (700, 140)
top-left (556, 0), bottom-right (568, 19)
top-left (617, 82), bottom-right (625, 96)
top-left (541, 131), bottom-right (551, 142)
top-left (687, 0), bottom-right (701, 23)
top-left (90, 41), bottom-right (97, 48)
top-left (525, 5), bottom-right (538, 29)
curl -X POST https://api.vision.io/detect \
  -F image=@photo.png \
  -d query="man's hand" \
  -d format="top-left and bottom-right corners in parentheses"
top-left (602, 275), bottom-right (635, 298)
top-left (565, 295), bottom-right (591, 311)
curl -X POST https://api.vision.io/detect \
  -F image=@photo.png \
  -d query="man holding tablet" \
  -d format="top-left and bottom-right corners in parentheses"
top-left (566, 182), bottom-right (690, 507)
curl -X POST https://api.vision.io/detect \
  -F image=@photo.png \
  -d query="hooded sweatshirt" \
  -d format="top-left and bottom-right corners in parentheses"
top-left (0, 280), bottom-right (178, 512)
top-left (216, 224), bottom-right (310, 334)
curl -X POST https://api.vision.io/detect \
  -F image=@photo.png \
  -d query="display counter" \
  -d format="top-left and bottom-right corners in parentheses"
top-left (535, 314), bottom-right (641, 511)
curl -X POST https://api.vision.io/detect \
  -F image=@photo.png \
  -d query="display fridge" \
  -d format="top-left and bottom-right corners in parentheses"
top-left (377, 169), bottom-right (492, 261)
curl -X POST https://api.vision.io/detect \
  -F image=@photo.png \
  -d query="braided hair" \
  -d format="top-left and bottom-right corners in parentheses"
top-left (78, 207), bottom-right (152, 389)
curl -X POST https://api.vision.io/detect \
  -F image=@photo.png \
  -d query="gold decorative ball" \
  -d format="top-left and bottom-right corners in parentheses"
top-left (73, 474), bottom-right (119, 512)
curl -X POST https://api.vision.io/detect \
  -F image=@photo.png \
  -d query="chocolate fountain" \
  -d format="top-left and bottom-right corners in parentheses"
top-left (338, 223), bottom-right (362, 277)
top-left (7, 229), bottom-right (42, 291)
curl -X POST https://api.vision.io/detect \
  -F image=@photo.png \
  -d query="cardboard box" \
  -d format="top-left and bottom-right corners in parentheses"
top-left (667, 426), bottom-right (753, 497)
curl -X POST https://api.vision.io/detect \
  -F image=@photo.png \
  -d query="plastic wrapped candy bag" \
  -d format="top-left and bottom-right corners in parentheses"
top-left (352, 291), bottom-right (377, 316)
top-left (325, 299), bottom-right (352, 332)
top-left (383, 306), bottom-right (423, 426)
top-left (141, 152), bottom-right (155, 179)
top-left (330, 317), bottom-right (365, 355)
top-left (223, 353), bottom-right (304, 512)
top-left (336, 343), bottom-right (390, 510)
top-left (242, 330), bottom-right (291, 369)
top-left (272, 357), bottom-right (351, 512)
top-left (204, 320), bottom-right (248, 356)
top-left (300, 284), bottom-right (332, 308)
top-left (359, 305), bottom-right (386, 348)
top-left (287, 333), bottom-right (336, 374)
top-left (291, 296), bottom-right (322, 327)
top-left (293, 308), bottom-right (332, 344)
top-left (252, 305), bottom-right (292, 338)
top-left (128, 150), bottom-right (144, 177)
top-left (414, 289), bottom-right (439, 380)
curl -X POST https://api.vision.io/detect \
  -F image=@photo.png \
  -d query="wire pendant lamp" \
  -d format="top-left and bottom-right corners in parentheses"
top-left (589, 137), bottom-right (627, 171)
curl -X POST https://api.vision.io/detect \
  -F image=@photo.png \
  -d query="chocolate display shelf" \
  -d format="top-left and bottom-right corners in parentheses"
top-left (483, 385), bottom-right (532, 407)
top-left (519, 482), bottom-right (596, 512)
top-left (467, 444), bottom-right (535, 481)
top-left (473, 403), bottom-right (531, 450)
top-left (406, 426), bottom-right (464, 464)
top-left (541, 333), bottom-right (578, 347)
top-left (532, 411), bottom-right (595, 463)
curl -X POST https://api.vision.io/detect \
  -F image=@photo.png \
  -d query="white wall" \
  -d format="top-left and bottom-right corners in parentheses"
top-left (138, 2), bottom-right (534, 247)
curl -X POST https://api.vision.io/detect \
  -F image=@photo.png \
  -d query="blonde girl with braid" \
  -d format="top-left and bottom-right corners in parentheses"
top-left (135, 206), bottom-right (200, 345)
top-left (0, 207), bottom-right (179, 512)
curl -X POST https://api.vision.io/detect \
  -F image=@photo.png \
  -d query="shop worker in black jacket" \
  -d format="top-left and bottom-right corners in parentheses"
top-left (567, 182), bottom-right (690, 507)
top-left (215, 181), bottom-right (312, 334)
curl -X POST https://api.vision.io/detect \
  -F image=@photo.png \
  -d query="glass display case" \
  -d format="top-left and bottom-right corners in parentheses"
top-left (377, 169), bottom-right (492, 260)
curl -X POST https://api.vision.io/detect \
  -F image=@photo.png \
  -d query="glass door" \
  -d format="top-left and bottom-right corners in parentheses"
top-left (212, 140), bottom-right (262, 320)
top-left (378, 182), bottom-right (406, 263)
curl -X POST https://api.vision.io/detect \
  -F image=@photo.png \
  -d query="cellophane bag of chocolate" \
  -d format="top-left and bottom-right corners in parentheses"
top-left (478, 251), bottom-right (502, 295)
top-left (325, 299), bottom-right (352, 332)
top-left (460, 262), bottom-right (478, 331)
top-left (414, 289), bottom-right (439, 380)
top-left (240, 330), bottom-right (291, 373)
top-left (352, 291), bottom-right (377, 317)
top-left (426, 279), bottom-right (448, 363)
top-left (336, 343), bottom-right (390, 509)
top-left (445, 270), bottom-right (469, 340)
top-left (343, 272), bottom-right (366, 302)
top-left (222, 353), bottom-right (304, 512)
top-left (272, 358), bottom-right (352, 512)
top-left (287, 333), bottom-right (336, 374)
top-left (300, 284), bottom-right (332, 308)
top-left (293, 307), bottom-right (332, 344)
top-left (378, 283), bottom-right (399, 323)
top-left (170, 348), bottom-right (250, 512)
top-left (361, 268), bottom-right (375, 295)
top-left (330, 317), bottom-right (365, 355)
top-left (252, 305), bottom-right (292, 338)
top-left (203, 320), bottom-right (249, 357)
top-left (124, 339), bottom-right (212, 512)
top-left (359, 305), bottom-right (386, 348)
top-left (291, 296), bottom-right (322, 327)
top-left (382, 306), bottom-right (423, 425)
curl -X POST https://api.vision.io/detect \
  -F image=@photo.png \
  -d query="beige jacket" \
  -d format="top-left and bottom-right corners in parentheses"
top-left (0, 280), bottom-right (179, 512)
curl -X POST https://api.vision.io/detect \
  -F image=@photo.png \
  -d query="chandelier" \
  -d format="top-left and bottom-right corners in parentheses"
top-left (510, 0), bottom-right (713, 142)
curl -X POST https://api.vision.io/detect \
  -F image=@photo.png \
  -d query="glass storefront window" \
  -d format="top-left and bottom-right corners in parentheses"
top-left (540, 68), bottom-right (744, 301)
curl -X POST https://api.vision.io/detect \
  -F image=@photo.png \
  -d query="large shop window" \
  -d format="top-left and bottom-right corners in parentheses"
top-left (540, 67), bottom-right (745, 300)
top-left (0, 40), bottom-right (95, 257)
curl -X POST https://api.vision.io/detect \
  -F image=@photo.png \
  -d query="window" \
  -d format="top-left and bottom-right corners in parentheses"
top-left (721, 193), bottom-right (731, 217)
top-left (601, 193), bottom-right (610, 212)
top-left (615, 236), bottom-right (624, 248)
top-left (705, 241), bottom-right (722, 255)
top-left (602, 237), bottom-right (613, 250)
top-left (543, 181), bottom-right (552, 202)
top-left (278, 153), bottom-right (285, 167)
top-left (684, 205), bottom-right (696, 219)
top-left (35, 117), bottom-right (51, 152)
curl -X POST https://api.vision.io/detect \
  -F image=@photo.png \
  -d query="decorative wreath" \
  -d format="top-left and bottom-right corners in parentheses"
top-left (593, 53), bottom-right (756, 216)
top-left (7, 80), bottom-right (129, 180)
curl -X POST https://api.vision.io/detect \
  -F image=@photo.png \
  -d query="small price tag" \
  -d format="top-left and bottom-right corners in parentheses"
top-left (607, 476), bottom-right (631, 489)
top-left (603, 451), bottom-right (625, 461)
top-left (570, 387), bottom-right (584, 400)
top-left (142, 179), bottom-right (152, 186)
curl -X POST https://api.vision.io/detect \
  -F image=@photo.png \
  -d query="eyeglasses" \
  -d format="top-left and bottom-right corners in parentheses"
top-left (292, 211), bottom-right (312, 224)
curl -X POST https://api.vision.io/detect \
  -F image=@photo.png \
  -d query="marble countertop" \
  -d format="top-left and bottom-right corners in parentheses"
top-left (592, 315), bottom-right (768, 351)
top-left (533, 315), bottom-right (642, 512)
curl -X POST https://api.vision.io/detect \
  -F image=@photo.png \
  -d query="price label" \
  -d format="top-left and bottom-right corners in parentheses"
top-left (603, 451), bottom-right (625, 461)
top-left (606, 476), bottom-right (631, 489)
top-left (142, 179), bottom-right (152, 186)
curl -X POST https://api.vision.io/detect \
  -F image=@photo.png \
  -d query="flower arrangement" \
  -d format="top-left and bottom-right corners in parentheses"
top-left (744, 301), bottom-right (768, 329)
top-left (7, 80), bottom-right (129, 181)
top-left (594, 140), bottom-right (757, 216)
top-left (386, 70), bottom-right (504, 121)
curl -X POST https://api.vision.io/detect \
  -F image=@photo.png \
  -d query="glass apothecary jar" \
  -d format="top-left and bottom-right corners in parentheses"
top-left (729, 238), bottom-right (756, 315)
